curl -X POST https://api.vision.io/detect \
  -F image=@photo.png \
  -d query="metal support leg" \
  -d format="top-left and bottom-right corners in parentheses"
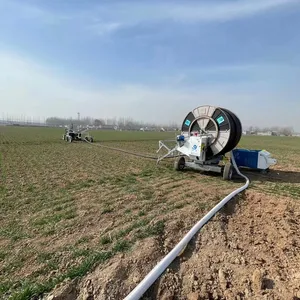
top-left (157, 140), bottom-right (179, 164)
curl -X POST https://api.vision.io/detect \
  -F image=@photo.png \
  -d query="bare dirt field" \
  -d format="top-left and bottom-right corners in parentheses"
top-left (1, 127), bottom-right (300, 300)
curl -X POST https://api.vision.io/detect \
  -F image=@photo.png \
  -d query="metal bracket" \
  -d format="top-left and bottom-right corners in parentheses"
top-left (157, 140), bottom-right (179, 164)
top-left (185, 162), bottom-right (222, 173)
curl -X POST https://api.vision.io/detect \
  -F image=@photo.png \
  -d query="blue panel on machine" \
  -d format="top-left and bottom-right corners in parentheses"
top-left (217, 116), bottom-right (225, 124)
top-left (177, 135), bottom-right (185, 141)
top-left (184, 119), bottom-right (191, 126)
top-left (232, 149), bottom-right (259, 169)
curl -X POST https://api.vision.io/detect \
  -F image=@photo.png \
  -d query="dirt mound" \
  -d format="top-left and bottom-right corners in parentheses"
top-left (45, 191), bottom-right (300, 300)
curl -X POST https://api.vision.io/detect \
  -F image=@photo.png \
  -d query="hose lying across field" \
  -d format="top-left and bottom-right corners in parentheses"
top-left (84, 139), bottom-right (158, 159)
top-left (83, 139), bottom-right (181, 160)
top-left (125, 154), bottom-right (250, 300)
top-left (84, 138), bottom-right (250, 300)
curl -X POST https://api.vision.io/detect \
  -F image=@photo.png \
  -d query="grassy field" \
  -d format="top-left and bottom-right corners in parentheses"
top-left (0, 126), bottom-right (300, 299)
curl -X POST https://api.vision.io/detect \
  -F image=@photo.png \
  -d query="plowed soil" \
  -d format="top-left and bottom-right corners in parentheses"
top-left (1, 127), bottom-right (300, 300)
top-left (47, 191), bottom-right (300, 300)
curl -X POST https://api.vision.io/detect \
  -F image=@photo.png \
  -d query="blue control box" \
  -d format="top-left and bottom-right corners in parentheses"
top-left (232, 149), bottom-right (260, 169)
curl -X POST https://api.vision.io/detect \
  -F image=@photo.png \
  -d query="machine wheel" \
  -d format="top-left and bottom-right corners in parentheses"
top-left (223, 162), bottom-right (233, 180)
top-left (261, 168), bottom-right (269, 175)
top-left (90, 137), bottom-right (94, 143)
top-left (174, 157), bottom-right (185, 171)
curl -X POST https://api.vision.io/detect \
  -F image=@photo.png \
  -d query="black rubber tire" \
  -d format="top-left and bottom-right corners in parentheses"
top-left (223, 162), bottom-right (233, 180)
top-left (218, 110), bottom-right (237, 155)
top-left (174, 157), bottom-right (185, 171)
top-left (90, 137), bottom-right (94, 143)
top-left (261, 168), bottom-right (269, 175)
top-left (222, 108), bottom-right (242, 150)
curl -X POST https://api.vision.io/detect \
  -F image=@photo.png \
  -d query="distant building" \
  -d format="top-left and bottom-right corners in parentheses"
top-left (99, 125), bottom-right (116, 130)
top-left (257, 131), bottom-right (272, 136)
top-left (242, 130), bottom-right (251, 135)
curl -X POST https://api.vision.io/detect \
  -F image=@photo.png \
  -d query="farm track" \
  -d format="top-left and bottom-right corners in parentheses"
top-left (0, 127), bottom-right (300, 299)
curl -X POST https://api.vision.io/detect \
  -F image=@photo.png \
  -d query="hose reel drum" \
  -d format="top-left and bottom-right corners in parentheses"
top-left (157, 105), bottom-right (243, 180)
top-left (181, 105), bottom-right (242, 158)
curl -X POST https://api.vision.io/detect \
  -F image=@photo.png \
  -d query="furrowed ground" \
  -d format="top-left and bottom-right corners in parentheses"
top-left (0, 126), bottom-right (300, 299)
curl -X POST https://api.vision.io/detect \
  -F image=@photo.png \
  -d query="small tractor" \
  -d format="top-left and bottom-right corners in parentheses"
top-left (62, 125), bottom-right (94, 143)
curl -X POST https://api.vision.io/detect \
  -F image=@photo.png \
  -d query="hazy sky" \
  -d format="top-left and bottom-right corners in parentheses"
top-left (0, 0), bottom-right (300, 130)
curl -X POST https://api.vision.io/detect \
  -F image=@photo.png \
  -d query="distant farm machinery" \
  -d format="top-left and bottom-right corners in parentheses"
top-left (62, 125), bottom-right (94, 143)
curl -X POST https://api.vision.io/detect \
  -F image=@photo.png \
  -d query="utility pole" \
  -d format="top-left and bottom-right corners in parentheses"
top-left (78, 112), bottom-right (80, 121)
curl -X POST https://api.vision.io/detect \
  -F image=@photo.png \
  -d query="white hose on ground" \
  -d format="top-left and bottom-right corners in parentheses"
top-left (124, 152), bottom-right (250, 300)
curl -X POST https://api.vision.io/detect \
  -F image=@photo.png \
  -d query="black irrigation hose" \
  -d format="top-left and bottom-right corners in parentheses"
top-left (83, 139), bottom-right (183, 161)
top-left (84, 139), bottom-right (160, 160)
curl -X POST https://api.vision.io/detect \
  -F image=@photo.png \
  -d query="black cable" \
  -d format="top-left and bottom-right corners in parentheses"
top-left (83, 138), bottom-right (183, 161)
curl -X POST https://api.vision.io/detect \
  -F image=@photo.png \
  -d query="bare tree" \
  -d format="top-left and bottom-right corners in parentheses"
top-left (94, 119), bottom-right (105, 126)
top-left (280, 127), bottom-right (293, 136)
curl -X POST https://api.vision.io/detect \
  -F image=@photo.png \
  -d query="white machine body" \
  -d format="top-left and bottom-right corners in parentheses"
top-left (257, 150), bottom-right (277, 169)
top-left (177, 136), bottom-right (208, 162)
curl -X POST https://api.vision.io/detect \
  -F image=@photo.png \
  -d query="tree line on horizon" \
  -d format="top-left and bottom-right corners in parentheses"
top-left (45, 116), bottom-right (180, 130)
top-left (247, 125), bottom-right (294, 136)
top-left (45, 117), bottom-right (295, 135)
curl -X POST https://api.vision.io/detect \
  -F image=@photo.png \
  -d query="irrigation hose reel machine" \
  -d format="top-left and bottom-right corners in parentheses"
top-left (157, 105), bottom-right (277, 180)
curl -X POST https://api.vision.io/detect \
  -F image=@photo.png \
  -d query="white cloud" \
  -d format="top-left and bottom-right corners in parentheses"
top-left (166, 0), bottom-right (299, 22)
top-left (0, 52), bottom-right (246, 122)
top-left (88, 22), bottom-right (122, 36)
top-left (1, 0), bottom-right (298, 36)
top-left (0, 0), bottom-right (72, 24)
top-left (85, 0), bottom-right (300, 37)
top-left (89, 0), bottom-right (299, 32)
top-left (0, 51), bottom-right (300, 130)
